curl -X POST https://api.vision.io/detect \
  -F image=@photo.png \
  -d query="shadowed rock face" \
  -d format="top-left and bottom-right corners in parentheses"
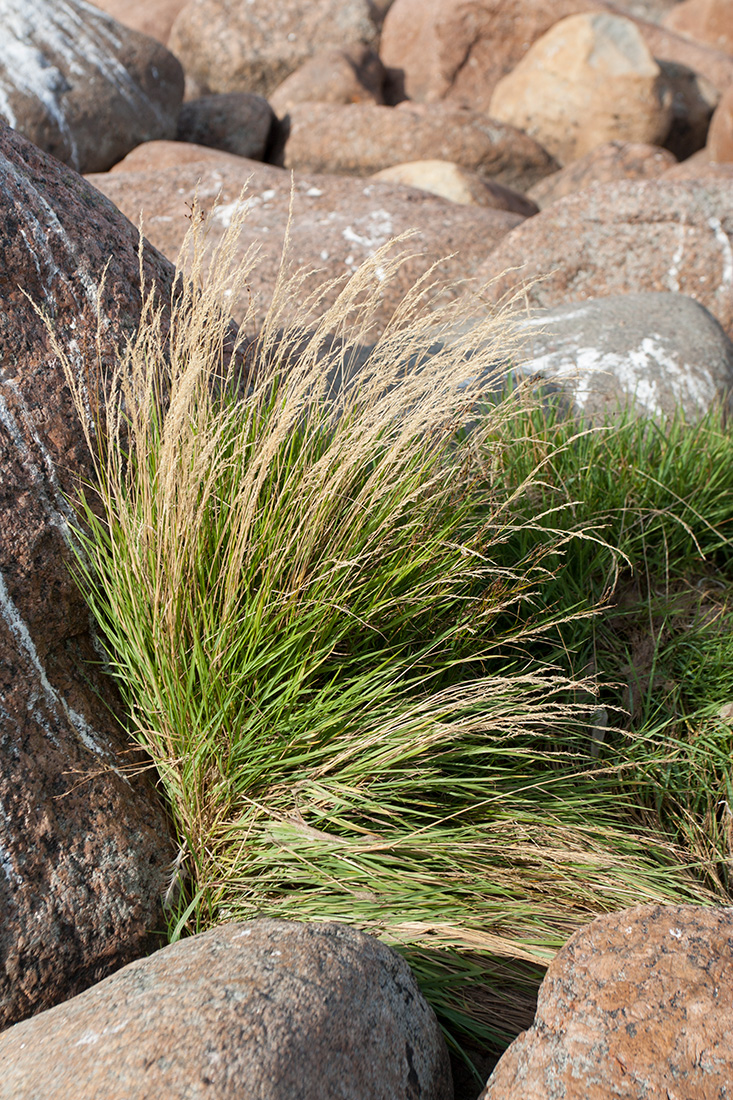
top-left (0, 0), bottom-right (184, 172)
top-left (0, 120), bottom-right (175, 1028)
top-left (0, 920), bottom-right (454, 1100)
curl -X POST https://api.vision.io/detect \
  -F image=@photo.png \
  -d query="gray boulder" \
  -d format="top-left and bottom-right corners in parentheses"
top-left (0, 920), bottom-right (453, 1100)
top-left (0, 0), bottom-right (184, 172)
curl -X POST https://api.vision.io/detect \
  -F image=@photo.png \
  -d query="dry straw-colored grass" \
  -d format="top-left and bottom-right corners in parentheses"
top-left (50, 195), bottom-right (718, 1057)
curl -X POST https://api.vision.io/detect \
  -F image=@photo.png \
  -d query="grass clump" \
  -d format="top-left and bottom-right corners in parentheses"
top-left (53, 204), bottom-right (731, 1066)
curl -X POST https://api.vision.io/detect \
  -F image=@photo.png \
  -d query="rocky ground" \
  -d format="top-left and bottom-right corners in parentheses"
top-left (0, 0), bottom-right (732, 1097)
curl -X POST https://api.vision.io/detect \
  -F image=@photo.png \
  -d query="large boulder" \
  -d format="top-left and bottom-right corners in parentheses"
top-left (88, 142), bottom-right (526, 332)
top-left (372, 161), bottom-right (539, 214)
top-left (708, 82), bottom-right (733, 161)
top-left (0, 120), bottom-right (175, 1027)
top-left (269, 46), bottom-right (387, 117)
top-left (476, 179), bottom-right (733, 338)
top-left (379, 0), bottom-right (733, 112)
top-left (480, 904), bottom-right (733, 1099)
top-left (516, 292), bottom-right (733, 423)
top-left (527, 141), bottom-right (676, 208)
top-left (0, 0), bottom-right (184, 173)
top-left (169, 0), bottom-right (379, 98)
top-left (274, 101), bottom-right (559, 192)
top-left (0, 920), bottom-right (453, 1100)
top-left (489, 13), bottom-right (673, 165)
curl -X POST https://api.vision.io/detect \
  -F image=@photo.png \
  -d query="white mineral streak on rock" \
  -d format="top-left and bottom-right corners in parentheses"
top-left (666, 221), bottom-right (685, 293)
top-left (708, 216), bottom-right (733, 286)
top-left (0, 567), bottom-right (124, 776)
top-left (0, 796), bottom-right (23, 886)
top-left (0, 383), bottom-right (76, 540)
top-left (0, 0), bottom-right (160, 170)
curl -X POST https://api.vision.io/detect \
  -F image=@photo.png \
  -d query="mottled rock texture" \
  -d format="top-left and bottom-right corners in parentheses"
top-left (87, 143), bottom-right (525, 333)
top-left (274, 101), bottom-right (558, 192)
top-left (379, 0), bottom-right (733, 112)
top-left (0, 920), bottom-right (453, 1100)
top-left (708, 82), bottom-right (733, 161)
top-left (480, 904), bottom-right (733, 1099)
top-left (476, 179), bottom-right (733, 339)
top-left (0, 0), bottom-right (184, 172)
top-left (489, 12), bottom-right (673, 165)
top-left (0, 120), bottom-right (174, 1028)
top-left (269, 46), bottom-right (386, 117)
top-left (517, 292), bottom-right (733, 422)
top-left (527, 141), bottom-right (676, 208)
top-left (664, 0), bottom-right (733, 55)
top-left (169, 0), bottom-right (379, 98)
top-left (177, 92), bottom-right (274, 160)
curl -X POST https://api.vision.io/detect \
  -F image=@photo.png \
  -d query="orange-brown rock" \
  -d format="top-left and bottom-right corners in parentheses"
top-left (85, 0), bottom-right (187, 44)
top-left (476, 178), bottom-right (733, 338)
top-left (269, 47), bottom-right (386, 117)
top-left (664, 0), bottom-right (733, 56)
top-left (665, 152), bottom-right (733, 177)
top-left (372, 160), bottom-right (539, 214)
top-left (481, 905), bottom-right (733, 1100)
top-left (379, 0), bottom-right (733, 112)
top-left (274, 101), bottom-right (558, 192)
top-left (489, 13), bottom-right (673, 165)
top-left (87, 144), bottom-right (525, 334)
top-left (0, 921), bottom-right (453, 1100)
top-left (708, 82), bottom-right (733, 160)
top-left (169, 0), bottom-right (379, 98)
top-left (528, 141), bottom-right (676, 208)
top-left (0, 121), bottom-right (174, 1028)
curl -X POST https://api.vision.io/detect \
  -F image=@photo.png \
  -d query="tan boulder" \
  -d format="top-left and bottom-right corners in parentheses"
top-left (475, 178), bottom-right (733, 338)
top-left (169, 0), bottom-right (379, 98)
top-left (274, 101), bottom-right (558, 192)
top-left (379, 0), bottom-right (733, 112)
top-left (664, 0), bottom-right (733, 56)
top-left (269, 47), bottom-right (386, 117)
top-left (489, 13), bottom-right (674, 166)
top-left (85, 0), bottom-right (186, 44)
top-left (0, 921), bottom-right (453, 1100)
top-left (481, 905), bottom-right (733, 1099)
top-left (708, 82), bottom-right (733, 160)
top-left (528, 141), bottom-right (676, 208)
top-left (87, 145), bottom-right (524, 334)
top-left (665, 151), bottom-right (733, 177)
top-left (110, 139), bottom-right (248, 171)
top-left (371, 160), bottom-right (539, 214)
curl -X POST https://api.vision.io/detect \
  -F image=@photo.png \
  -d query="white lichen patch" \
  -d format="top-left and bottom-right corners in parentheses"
top-left (708, 216), bottom-right (733, 287)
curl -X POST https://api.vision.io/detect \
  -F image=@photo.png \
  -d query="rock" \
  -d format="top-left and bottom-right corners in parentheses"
top-left (489, 13), bottom-right (674, 166)
top-left (0, 920), bottom-right (453, 1100)
top-left (84, 0), bottom-right (187, 44)
top-left (665, 152), bottom-right (733, 178)
top-left (110, 138), bottom-right (248, 171)
top-left (169, 0), bottom-right (379, 98)
top-left (177, 93), bottom-right (275, 160)
top-left (273, 102), bottom-right (559, 192)
top-left (86, 143), bottom-right (524, 333)
top-left (615, 0), bottom-right (686, 18)
top-left (269, 47), bottom-right (386, 117)
top-left (480, 904), bottom-right (733, 1099)
top-left (372, 160), bottom-right (539, 215)
top-left (708, 82), bottom-right (733, 161)
top-left (516, 293), bottom-right (733, 423)
top-left (379, 0), bottom-right (733, 113)
top-left (664, 0), bottom-right (733, 56)
top-left (0, 120), bottom-right (175, 1027)
top-left (658, 59), bottom-right (720, 158)
top-left (0, 0), bottom-right (184, 173)
top-left (475, 179), bottom-right (733, 339)
top-left (527, 141), bottom-right (676, 208)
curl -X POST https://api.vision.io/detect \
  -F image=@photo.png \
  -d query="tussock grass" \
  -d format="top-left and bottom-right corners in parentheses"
top-left (52, 201), bottom-right (729, 1065)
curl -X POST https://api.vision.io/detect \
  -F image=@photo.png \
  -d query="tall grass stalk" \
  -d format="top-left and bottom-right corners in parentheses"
top-left (52, 201), bottom-right (718, 1057)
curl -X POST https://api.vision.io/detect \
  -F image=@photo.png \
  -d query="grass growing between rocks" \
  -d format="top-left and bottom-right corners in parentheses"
top-left (55, 210), bottom-right (733, 1071)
